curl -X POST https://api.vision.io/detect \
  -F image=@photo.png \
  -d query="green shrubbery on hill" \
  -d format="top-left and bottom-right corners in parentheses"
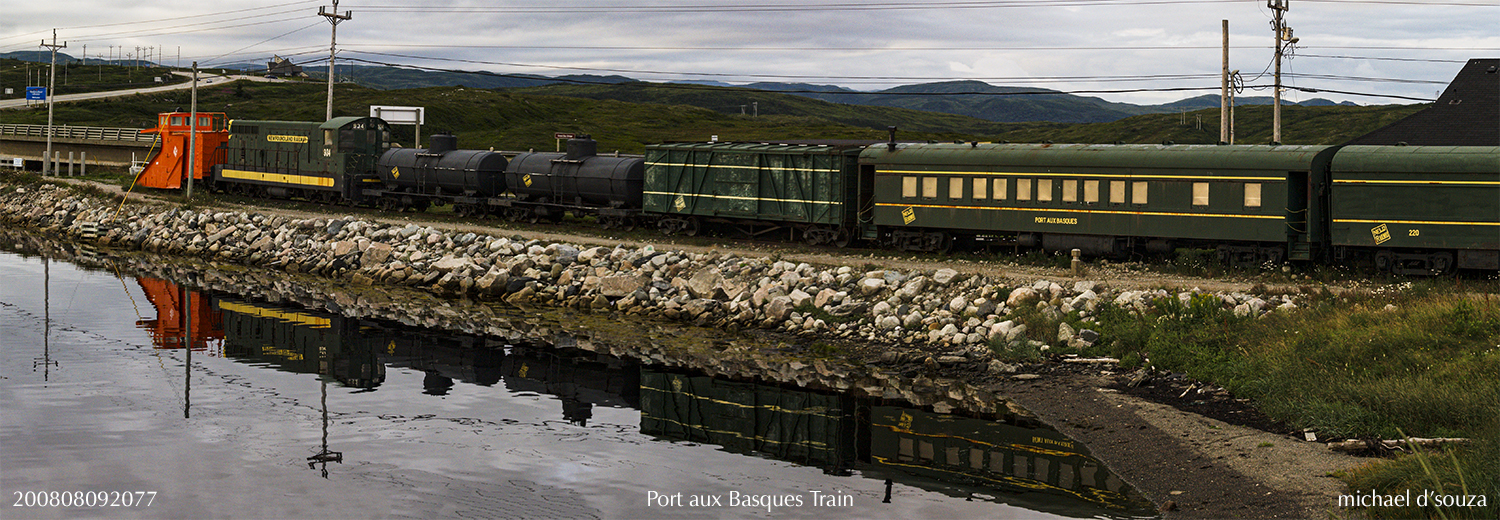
top-left (0, 74), bottom-right (1425, 152)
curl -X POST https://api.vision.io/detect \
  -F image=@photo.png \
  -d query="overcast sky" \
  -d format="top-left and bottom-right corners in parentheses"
top-left (3, 0), bottom-right (1496, 106)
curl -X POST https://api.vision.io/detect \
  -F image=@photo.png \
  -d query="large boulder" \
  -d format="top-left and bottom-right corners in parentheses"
top-left (599, 274), bottom-right (650, 298)
top-left (687, 268), bottom-right (726, 299)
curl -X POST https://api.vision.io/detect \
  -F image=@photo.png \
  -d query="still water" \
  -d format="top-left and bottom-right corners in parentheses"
top-left (0, 246), bottom-right (1155, 519)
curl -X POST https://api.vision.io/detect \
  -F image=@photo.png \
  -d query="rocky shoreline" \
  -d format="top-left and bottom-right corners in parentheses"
top-left (3, 182), bottom-right (1302, 378)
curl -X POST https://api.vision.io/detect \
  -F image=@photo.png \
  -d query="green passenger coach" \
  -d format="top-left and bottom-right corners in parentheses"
top-left (860, 143), bottom-right (1332, 261)
top-left (1324, 145), bottom-right (1500, 274)
top-left (215, 117), bottom-right (392, 202)
top-left (643, 141), bottom-right (876, 246)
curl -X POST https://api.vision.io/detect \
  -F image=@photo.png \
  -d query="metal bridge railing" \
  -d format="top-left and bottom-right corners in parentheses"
top-left (0, 123), bottom-right (153, 142)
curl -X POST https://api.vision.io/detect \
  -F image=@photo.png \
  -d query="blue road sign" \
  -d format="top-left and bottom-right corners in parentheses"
top-left (26, 87), bottom-right (46, 101)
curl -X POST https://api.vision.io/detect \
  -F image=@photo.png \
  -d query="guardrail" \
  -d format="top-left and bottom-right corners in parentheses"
top-left (0, 123), bottom-right (153, 142)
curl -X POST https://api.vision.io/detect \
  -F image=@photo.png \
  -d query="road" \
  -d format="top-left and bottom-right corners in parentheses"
top-left (0, 71), bottom-right (280, 110)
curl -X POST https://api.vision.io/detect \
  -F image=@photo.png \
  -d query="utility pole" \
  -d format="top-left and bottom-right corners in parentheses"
top-left (1220, 20), bottom-right (1229, 145)
top-left (187, 62), bottom-right (198, 199)
top-left (41, 30), bottom-right (65, 176)
top-left (320, 0), bottom-right (351, 121)
top-left (1269, 0), bottom-right (1296, 145)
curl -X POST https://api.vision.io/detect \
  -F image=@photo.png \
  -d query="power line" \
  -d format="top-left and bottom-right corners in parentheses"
top-left (0, 1), bottom-right (319, 47)
top-left (354, 0), bottom-right (1253, 13)
top-left (1296, 54), bottom-right (1469, 63)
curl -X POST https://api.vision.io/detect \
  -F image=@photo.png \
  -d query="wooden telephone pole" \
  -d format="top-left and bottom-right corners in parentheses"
top-left (41, 30), bottom-right (65, 176)
top-left (1270, 0), bottom-right (1296, 145)
top-left (320, 0), bottom-right (351, 122)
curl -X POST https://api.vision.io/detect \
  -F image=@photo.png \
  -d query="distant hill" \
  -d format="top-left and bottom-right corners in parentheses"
top-left (1155, 94), bottom-right (1359, 110)
top-left (305, 64), bottom-right (637, 91)
top-left (0, 52), bottom-right (1386, 127)
top-left (0, 79), bottom-right (1423, 150)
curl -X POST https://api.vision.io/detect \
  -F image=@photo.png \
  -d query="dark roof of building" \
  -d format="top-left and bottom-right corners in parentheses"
top-left (1345, 58), bottom-right (1498, 146)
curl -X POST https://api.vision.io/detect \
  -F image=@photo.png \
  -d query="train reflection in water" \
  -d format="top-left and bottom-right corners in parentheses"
top-left (133, 276), bottom-right (1152, 517)
top-left (641, 371), bottom-right (1154, 517)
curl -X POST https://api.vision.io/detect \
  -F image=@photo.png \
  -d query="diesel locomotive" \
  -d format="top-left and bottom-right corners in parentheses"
top-left (134, 109), bottom-right (1498, 275)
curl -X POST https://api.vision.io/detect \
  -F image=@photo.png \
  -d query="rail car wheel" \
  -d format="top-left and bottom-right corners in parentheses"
top-left (504, 208), bottom-right (528, 222)
top-left (833, 229), bottom-right (852, 248)
top-left (1374, 251), bottom-right (1395, 272)
top-left (933, 233), bottom-right (954, 254)
top-left (1432, 253), bottom-right (1455, 276)
top-left (803, 227), bottom-right (845, 246)
top-left (683, 217), bottom-right (702, 237)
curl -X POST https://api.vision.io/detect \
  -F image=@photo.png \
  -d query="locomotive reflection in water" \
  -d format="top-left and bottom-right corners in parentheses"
top-left (133, 277), bottom-right (1151, 517)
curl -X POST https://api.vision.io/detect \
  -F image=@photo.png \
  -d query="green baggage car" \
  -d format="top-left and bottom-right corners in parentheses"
top-left (643, 141), bottom-right (877, 246)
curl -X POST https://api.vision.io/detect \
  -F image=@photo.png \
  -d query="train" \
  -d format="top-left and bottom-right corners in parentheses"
top-left (135, 111), bottom-right (1500, 275)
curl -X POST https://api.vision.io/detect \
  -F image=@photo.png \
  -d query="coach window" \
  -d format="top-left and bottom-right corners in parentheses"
top-left (922, 177), bottom-right (938, 198)
top-left (993, 178), bottom-right (1008, 200)
top-left (1017, 178), bottom-right (1032, 201)
top-left (1062, 179), bottom-right (1078, 202)
top-left (1035, 458), bottom-right (1052, 483)
top-left (973, 178), bottom-right (988, 199)
top-left (1037, 179), bottom-right (1053, 202)
top-left (949, 177), bottom-right (964, 199)
top-left (902, 176), bottom-right (918, 198)
top-left (1192, 182), bottom-right (1210, 206)
top-left (1244, 183), bottom-right (1262, 207)
top-left (1110, 181), bottom-right (1126, 204)
top-left (1132, 181), bottom-right (1149, 204)
top-left (1084, 180), bottom-right (1100, 203)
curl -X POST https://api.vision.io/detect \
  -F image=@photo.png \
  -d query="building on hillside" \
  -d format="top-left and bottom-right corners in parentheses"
top-left (265, 56), bottom-right (305, 79)
top-left (1345, 58), bottom-right (1499, 146)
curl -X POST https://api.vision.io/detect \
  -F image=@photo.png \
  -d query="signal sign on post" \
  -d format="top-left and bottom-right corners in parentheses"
top-left (26, 87), bottom-right (46, 101)
top-left (554, 133), bottom-right (577, 152)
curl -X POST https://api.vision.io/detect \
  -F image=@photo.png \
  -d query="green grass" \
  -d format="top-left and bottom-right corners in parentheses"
top-left (1081, 287), bottom-right (1500, 518)
top-left (0, 58), bottom-right (192, 101)
top-left (1335, 426), bottom-right (1498, 520)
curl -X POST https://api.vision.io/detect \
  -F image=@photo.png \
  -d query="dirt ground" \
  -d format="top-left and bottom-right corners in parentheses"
top-left (60, 178), bottom-right (1370, 518)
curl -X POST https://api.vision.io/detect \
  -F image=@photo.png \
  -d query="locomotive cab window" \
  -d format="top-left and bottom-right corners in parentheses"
top-left (1244, 183), bottom-right (1262, 207)
top-left (902, 176), bottom-right (918, 198)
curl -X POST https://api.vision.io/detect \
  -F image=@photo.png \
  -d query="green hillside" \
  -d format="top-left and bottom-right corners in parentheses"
top-left (0, 78), bottom-right (1426, 152)
top-left (995, 103), bottom-right (1426, 145)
